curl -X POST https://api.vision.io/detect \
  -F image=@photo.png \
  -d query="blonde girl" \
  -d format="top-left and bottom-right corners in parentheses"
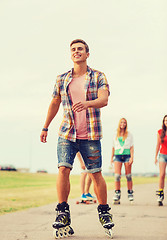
top-left (111, 118), bottom-right (134, 203)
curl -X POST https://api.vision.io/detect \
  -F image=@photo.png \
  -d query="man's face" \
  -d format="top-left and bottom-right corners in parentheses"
top-left (70, 42), bottom-right (89, 63)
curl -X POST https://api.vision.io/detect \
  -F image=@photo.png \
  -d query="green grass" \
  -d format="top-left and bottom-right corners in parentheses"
top-left (0, 172), bottom-right (158, 215)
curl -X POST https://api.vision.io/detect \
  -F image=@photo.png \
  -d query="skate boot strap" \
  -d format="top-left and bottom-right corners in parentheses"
top-left (99, 213), bottom-right (114, 228)
top-left (128, 190), bottom-right (134, 194)
top-left (100, 213), bottom-right (113, 219)
top-left (100, 209), bottom-right (112, 215)
top-left (54, 212), bottom-right (69, 226)
top-left (55, 208), bottom-right (70, 214)
top-left (55, 202), bottom-right (69, 212)
top-left (156, 190), bottom-right (164, 196)
top-left (98, 204), bottom-right (111, 212)
top-left (56, 212), bottom-right (68, 219)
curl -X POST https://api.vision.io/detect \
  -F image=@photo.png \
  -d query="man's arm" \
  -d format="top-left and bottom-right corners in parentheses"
top-left (40, 96), bottom-right (61, 143)
top-left (72, 89), bottom-right (108, 112)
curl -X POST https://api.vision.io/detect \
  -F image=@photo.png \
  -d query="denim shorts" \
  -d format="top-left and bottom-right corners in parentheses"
top-left (114, 154), bottom-right (131, 163)
top-left (57, 137), bottom-right (102, 173)
top-left (158, 154), bottom-right (167, 163)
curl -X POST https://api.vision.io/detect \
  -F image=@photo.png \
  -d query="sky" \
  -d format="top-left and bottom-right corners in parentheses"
top-left (0, 0), bottom-right (167, 175)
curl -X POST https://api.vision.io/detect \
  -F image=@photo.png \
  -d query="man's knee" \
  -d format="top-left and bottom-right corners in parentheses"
top-left (59, 166), bottom-right (71, 176)
top-left (115, 173), bottom-right (121, 182)
top-left (91, 171), bottom-right (103, 182)
top-left (126, 173), bottom-right (132, 182)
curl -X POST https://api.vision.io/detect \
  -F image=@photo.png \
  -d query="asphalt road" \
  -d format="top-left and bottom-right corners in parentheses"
top-left (0, 183), bottom-right (166, 240)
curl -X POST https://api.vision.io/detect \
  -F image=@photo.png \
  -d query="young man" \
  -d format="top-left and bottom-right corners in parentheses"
top-left (40, 39), bottom-right (114, 238)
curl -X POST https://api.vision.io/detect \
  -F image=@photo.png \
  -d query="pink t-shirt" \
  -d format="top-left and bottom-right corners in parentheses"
top-left (69, 74), bottom-right (88, 139)
top-left (158, 129), bottom-right (167, 155)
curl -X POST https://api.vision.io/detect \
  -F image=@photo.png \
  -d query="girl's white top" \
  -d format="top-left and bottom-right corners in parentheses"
top-left (113, 131), bottom-right (134, 154)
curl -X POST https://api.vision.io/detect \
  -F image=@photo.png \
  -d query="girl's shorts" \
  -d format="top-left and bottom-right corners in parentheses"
top-left (114, 154), bottom-right (131, 163)
top-left (158, 154), bottom-right (167, 163)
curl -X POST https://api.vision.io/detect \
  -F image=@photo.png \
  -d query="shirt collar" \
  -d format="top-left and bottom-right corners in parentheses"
top-left (70, 65), bottom-right (92, 77)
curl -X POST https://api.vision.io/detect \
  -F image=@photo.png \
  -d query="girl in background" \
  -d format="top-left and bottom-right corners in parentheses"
top-left (155, 115), bottom-right (167, 206)
top-left (77, 152), bottom-right (95, 202)
top-left (111, 118), bottom-right (134, 204)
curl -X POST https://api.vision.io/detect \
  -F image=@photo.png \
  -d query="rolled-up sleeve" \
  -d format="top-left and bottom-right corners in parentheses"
top-left (98, 72), bottom-right (110, 95)
top-left (52, 76), bottom-right (60, 98)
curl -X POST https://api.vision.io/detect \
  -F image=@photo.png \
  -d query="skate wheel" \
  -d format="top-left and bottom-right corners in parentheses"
top-left (105, 228), bottom-right (113, 239)
top-left (53, 226), bottom-right (73, 238)
top-left (68, 226), bottom-right (74, 236)
top-left (65, 226), bottom-right (74, 237)
top-left (59, 228), bottom-right (64, 238)
top-left (76, 201), bottom-right (79, 204)
top-left (63, 226), bottom-right (69, 237)
top-left (53, 229), bottom-right (59, 239)
top-left (53, 229), bottom-right (63, 239)
top-left (94, 200), bottom-right (97, 203)
top-left (86, 201), bottom-right (90, 204)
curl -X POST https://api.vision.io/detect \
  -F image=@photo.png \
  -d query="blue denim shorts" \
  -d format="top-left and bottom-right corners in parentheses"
top-left (158, 154), bottom-right (167, 163)
top-left (57, 137), bottom-right (102, 173)
top-left (114, 154), bottom-right (130, 163)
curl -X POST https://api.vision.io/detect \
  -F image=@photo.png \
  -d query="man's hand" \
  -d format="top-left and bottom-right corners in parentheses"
top-left (40, 131), bottom-right (48, 143)
top-left (72, 101), bottom-right (88, 112)
top-left (72, 89), bottom-right (109, 113)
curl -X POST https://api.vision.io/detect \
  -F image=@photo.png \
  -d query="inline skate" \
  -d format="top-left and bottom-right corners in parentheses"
top-left (113, 190), bottom-right (121, 204)
top-left (98, 204), bottom-right (114, 238)
top-left (128, 190), bottom-right (134, 203)
top-left (156, 189), bottom-right (164, 206)
top-left (52, 202), bottom-right (74, 238)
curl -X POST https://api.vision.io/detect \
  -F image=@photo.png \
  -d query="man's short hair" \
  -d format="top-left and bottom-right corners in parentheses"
top-left (70, 39), bottom-right (89, 53)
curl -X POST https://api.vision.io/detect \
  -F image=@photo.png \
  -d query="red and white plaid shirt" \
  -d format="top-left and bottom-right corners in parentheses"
top-left (52, 66), bottom-right (110, 142)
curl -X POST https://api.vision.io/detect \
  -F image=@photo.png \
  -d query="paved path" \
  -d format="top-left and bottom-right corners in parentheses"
top-left (0, 183), bottom-right (167, 240)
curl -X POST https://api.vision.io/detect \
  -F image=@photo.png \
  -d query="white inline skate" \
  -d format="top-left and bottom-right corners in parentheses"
top-left (113, 190), bottom-right (121, 205)
top-left (128, 190), bottom-right (134, 204)
top-left (52, 202), bottom-right (74, 238)
top-left (156, 190), bottom-right (164, 206)
top-left (98, 204), bottom-right (115, 238)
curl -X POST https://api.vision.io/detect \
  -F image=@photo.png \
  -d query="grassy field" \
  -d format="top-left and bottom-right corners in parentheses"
top-left (0, 172), bottom-right (159, 215)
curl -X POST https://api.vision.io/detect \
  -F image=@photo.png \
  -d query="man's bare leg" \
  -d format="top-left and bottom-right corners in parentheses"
top-left (56, 167), bottom-right (71, 203)
top-left (89, 171), bottom-right (107, 204)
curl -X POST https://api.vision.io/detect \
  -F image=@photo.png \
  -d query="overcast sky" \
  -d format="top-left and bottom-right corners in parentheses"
top-left (0, 0), bottom-right (166, 174)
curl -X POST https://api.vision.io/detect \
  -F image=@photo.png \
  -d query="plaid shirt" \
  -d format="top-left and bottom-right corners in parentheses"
top-left (52, 66), bottom-right (110, 142)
